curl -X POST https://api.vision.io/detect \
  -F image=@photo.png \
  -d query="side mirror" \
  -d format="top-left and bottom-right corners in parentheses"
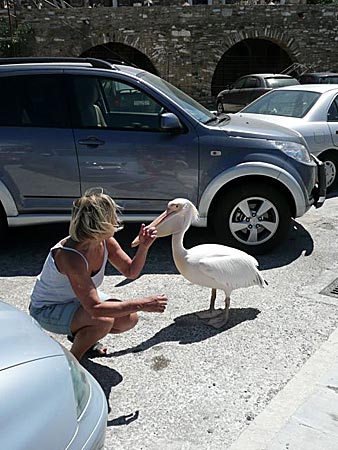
top-left (160, 112), bottom-right (183, 132)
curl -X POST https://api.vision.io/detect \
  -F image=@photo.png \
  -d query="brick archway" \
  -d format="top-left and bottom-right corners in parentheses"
top-left (80, 42), bottom-right (159, 75)
top-left (208, 31), bottom-right (301, 97)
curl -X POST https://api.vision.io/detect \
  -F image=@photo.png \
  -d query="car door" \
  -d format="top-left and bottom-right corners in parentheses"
top-left (0, 74), bottom-right (80, 212)
top-left (223, 76), bottom-right (262, 111)
top-left (327, 95), bottom-right (338, 147)
top-left (222, 77), bottom-right (247, 112)
top-left (70, 74), bottom-right (199, 213)
top-left (241, 76), bottom-right (264, 105)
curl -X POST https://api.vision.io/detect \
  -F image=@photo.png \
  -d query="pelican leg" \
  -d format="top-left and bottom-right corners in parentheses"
top-left (206, 296), bottom-right (230, 329)
top-left (195, 288), bottom-right (224, 320)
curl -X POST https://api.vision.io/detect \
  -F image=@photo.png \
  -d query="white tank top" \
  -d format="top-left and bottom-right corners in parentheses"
top-left (31, 239), bottom-right (108, 308)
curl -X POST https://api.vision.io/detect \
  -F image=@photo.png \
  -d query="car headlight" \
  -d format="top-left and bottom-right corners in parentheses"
top-left (270, 140), bottom-right (311, 163)
top-left (63, 349), bottom-right (91, 419)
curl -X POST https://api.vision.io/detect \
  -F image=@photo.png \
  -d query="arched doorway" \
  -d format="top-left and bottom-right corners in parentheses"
top-left (80, 42), bottom-right (159, 75)
top-left (211, 38), bottom-right (293, 97)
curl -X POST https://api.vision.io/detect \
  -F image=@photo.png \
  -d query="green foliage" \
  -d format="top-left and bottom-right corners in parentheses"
top-left (0, 18), bottom-right (33, 57)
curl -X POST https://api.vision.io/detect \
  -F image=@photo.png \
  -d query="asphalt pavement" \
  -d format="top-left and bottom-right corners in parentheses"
top-left (1, 193), bottom-right (338, 450)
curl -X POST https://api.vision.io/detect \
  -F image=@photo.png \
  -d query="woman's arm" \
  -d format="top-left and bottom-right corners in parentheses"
top-left (107, 224), bottom-right (156, 279)
top-left (54, 226), bottom-right (166, 318)
top-left (64, 263), bottom-right (167, 318)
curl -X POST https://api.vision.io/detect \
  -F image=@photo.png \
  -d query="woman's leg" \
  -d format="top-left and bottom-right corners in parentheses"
top-left (105, 300), bottom-right (139, 334)
top-left (70, 303), bottom-right (138, 361)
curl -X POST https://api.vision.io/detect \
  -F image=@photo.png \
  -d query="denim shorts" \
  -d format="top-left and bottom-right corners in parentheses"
top-left (29, 290), bottom-right (110, 335)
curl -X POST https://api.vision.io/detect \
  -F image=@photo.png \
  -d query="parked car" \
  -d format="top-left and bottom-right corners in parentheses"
top-left (0, 57), bottom-right (325, 254)
top-left (0, 300), bottom-right (107, 450)
top-left (237, 84), bottom-right (338, 190)
top-left (216, 73), bottom-right (299, 114)
top-left (299, 72), bottom-right (338, 85)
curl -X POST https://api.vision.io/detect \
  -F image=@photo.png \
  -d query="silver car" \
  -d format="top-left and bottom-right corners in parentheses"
top-left (238, 84), bottom-right (338, 190)
top-left (216, 73), bottom-right (299, 114)
top-left (0, 300), bottom-right (107, 450)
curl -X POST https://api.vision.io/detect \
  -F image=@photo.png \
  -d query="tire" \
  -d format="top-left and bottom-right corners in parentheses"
top-left (216, 101), bottom-right (224, 114)
top-left (319, 152), bottom-right (338, 192)
top-left (212, 183), bottom-right (292, 255)
top-left (0, 203), bottom-right (8, 243)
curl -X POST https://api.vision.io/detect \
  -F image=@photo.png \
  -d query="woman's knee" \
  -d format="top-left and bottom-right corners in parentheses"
top-left (112, 312), bottom-right (138, 333)
top-left (129, 312), bottom-right (139, 329)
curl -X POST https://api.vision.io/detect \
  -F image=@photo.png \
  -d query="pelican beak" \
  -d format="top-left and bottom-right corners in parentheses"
top-left (131, 208), bottom-right (176, 247)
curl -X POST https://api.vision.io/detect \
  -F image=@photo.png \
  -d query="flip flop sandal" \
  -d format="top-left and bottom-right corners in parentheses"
top-left (67, 334), bottom-right (108, 357)
top-left (85, 341), bottom-right (108, 358)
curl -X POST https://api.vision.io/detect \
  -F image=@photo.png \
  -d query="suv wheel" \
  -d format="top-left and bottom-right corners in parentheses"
top-left (0, 204), bottom-right (8, 242)
top-left (320, 152), bottom-right (338, 192)
top-left (212, 183), bottom-right (291, 254)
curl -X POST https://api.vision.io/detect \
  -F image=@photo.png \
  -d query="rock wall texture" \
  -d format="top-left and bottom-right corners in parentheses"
top-left (12, 4), bottom-right (338, 106)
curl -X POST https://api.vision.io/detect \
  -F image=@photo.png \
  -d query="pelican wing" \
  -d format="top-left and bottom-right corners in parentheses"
top-left (188, 243), bottom-right (258, 263)
top-left (197, 253), bottom-right (264, 293)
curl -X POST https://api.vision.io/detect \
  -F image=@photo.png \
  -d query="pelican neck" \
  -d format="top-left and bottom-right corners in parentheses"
top-left (171, 230), bottom-right (187, 259)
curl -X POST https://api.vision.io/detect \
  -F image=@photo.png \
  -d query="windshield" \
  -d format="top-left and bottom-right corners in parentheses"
top-left (265, 77), bottom-right (299, 89)
top-left (242, 90), bottom-right (321, 118)
top-left (139, 72), bottom-right (215, 123)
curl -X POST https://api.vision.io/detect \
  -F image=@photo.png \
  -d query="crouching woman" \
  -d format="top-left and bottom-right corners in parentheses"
top-left (29, 190), bottom-right (167, 361)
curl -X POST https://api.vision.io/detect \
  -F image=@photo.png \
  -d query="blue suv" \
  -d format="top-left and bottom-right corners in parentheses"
top-left (0, 58), bottom-right (326, 254)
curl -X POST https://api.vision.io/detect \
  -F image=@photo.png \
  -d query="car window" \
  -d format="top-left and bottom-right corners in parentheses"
top-left (328, 97), bottom-right (338, 122)
top-left (243, 77), bottom-right (260, 89)
top-left (71, 76), bottom-right (163, 131)
top-left (242, 90), bottom-right (320, 118)
top-left (101, 79), bottom-right (162, 114)
top-left (299, 76), bottom-right (314, 84)
top-left (0, 75), bottom-right (70, 128)
top-left (232, 78), bottom-right (246, 89)
top-left (265, 77), bottom-right (299, 89)
top-left (320, 76), bottom-right (338, 84)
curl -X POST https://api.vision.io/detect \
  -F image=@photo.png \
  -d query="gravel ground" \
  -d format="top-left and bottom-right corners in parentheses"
top-left (2, 195), bottom-right (338, 450)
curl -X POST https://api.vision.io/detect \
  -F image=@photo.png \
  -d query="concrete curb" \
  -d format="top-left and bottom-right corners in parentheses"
top-left (229, 321), bottom-right (338, 450)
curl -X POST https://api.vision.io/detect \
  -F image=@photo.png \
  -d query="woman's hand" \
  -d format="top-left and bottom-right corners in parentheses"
top-left (138, 223), bottom-right (157, 249)
top-left (138, 294), bottom-right (168, 313)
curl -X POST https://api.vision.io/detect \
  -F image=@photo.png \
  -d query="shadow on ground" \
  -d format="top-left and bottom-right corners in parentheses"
top-left (81, 358), bottom-right (123, 415)
top-left (109, 307), bottom-right (260, 357)
top-left (0, 218), bottom-right (313, 277)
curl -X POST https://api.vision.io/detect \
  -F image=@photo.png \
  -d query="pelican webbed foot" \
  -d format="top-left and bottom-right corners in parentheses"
top-left (206, 310), bottom-right (229, 329)
top-left (202, 295), bottom-right (230, 329)
top-left (195, 308), bottom-right (224, 320)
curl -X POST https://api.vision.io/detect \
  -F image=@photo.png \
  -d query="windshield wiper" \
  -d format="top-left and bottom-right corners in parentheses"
top-left (218, 114), bottom-right (231, 123)
top-left (203, 116), bottom-right (219, 125)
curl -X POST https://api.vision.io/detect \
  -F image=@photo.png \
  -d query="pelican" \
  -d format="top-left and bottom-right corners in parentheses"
top-left (132, 198), bottom-right (267, 328)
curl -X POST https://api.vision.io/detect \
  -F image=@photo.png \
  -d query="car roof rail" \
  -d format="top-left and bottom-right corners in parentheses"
top-left (0, 57), bottom-right (119, 70)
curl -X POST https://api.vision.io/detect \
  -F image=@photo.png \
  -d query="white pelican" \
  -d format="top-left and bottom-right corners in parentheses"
top-left (132, 198), bottom-right (267, 328)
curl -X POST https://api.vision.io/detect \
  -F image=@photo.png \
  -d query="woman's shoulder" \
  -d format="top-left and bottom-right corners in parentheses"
top-left (53, 243), bottom-right (89, 275)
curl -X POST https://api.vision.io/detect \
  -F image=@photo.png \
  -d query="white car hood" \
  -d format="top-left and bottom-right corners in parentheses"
top-left (236, 112), bottom-right (304, 128)
top-left (222, 113), bottom-right (305, 143)
top-left (0, 301), bottom-right (63, 370)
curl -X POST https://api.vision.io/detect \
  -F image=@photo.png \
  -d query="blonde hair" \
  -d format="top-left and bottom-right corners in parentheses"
top-left (69, 189), bottom-right (121, 242)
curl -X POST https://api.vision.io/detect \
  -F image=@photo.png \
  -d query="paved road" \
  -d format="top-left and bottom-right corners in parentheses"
top-left (1, 193), bottom-right (338, 450)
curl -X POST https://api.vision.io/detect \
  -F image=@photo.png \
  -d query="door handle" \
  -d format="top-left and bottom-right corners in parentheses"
top-left (78, 136), bottom-right (105, 146)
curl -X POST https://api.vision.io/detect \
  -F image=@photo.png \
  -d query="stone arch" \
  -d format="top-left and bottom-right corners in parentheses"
top-left (80, 42), bottom-right (159, 75)
top-left (210, 31), bottom-right (301, 97)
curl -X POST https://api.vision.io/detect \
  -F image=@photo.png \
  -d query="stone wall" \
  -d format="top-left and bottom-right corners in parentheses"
top-left (13, 4), bottom-right (338, 106)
